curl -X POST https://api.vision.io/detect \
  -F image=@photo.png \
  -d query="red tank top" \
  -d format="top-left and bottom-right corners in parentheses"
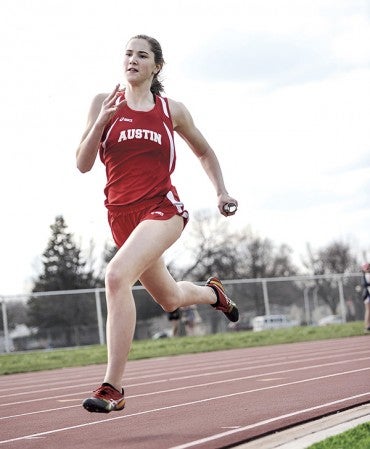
top-left (99, 93), bottom-right (176, 207)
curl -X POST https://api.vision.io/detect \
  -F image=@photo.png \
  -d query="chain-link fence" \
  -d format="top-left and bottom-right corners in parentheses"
top-left (0, 273), bottom-right (364, 353)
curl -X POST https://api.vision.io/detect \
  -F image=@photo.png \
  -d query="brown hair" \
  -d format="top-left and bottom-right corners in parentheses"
top-left (129, 34), bottom-right (165, 95)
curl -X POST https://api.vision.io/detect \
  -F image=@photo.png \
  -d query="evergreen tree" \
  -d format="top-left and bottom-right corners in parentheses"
top-left (27, 216), bottom-right (99, 346)
top-left (32, 215), bottom-right (96, 292)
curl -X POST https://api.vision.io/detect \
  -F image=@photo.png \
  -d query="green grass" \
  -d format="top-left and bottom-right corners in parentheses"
top-left (0, 321), bottom-right (365, 375)
top-left (307, 422), bottom-right (370, 449)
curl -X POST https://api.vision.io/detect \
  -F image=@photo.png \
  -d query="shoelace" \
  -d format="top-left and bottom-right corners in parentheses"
top-left (93, 386), bottom-right (110, 396)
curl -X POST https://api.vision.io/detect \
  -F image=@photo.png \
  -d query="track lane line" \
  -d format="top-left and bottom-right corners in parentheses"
top-left (2, 351), bottom-right (369, 400)
top-left (167, 393), bottom-right (370, 449)
top-left (0, 368), bottom-right (369, 444)
top-left (2, 346), bottom-right (369, 394)
top-left (1, 358), bottom-right (369, 409)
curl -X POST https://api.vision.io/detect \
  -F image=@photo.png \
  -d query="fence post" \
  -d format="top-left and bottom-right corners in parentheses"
top-left (1, 299), bottom-right (11, 353)
top-left (337, 277), bottom-right (347, 323)
top-left (262, 280), bottom-right (270, 315)
top-left (94, 290), bottom-right (105, 345)
top-left (303, 287), bottom-right (311, 325)
top-left (313, 286), bottom-right (319, 309)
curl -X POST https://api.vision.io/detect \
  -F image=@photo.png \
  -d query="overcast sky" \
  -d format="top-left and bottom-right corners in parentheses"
top-left (1, 0), bottom-right (369, 295)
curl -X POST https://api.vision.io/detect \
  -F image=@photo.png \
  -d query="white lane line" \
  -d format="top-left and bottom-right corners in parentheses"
top-left (167, 393), bottom-right (370, 449)
top-left (1, 359), bottom-right (369, 410)
top-left (1, 347), bottom-right (369, 395)
top-left (0, 368), bottom-right (369, 444)
top-left (0, 404), bottom-right (81, 420)
top-left (167, 354), bottom-right (370, 382)
top-left (1, 352), bottom-right (370, 403)
top-left (258, 378), bottom-right (285, 381)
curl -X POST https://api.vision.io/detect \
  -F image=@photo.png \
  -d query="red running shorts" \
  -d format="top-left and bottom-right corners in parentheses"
top-left (107, 190), bottom-right (189, 248)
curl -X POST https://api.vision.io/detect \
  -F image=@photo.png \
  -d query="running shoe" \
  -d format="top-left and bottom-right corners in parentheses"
top-left (82, 383), bottom-right (125, 413)
top-left (206, 277), bottom-right (239, 322)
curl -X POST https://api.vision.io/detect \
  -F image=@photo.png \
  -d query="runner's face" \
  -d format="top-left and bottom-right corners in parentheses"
top-left (124, 39), bottom-right (158, 84)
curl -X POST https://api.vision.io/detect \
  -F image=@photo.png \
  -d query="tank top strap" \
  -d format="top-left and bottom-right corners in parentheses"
top-left (156, 95), bottom-right (171, 120)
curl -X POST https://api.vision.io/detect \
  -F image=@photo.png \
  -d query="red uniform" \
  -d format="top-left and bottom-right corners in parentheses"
top-left (99, 92), bottom-right (188, 247)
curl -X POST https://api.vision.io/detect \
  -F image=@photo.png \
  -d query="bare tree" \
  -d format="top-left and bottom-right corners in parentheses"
top-left (304, 241), bottom-right (360, 314)
top-left (168, 210), bottom-right (241, 281)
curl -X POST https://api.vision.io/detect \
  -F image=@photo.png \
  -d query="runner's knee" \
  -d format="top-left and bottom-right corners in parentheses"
top-left (105, 260), bottom-right (134, 293)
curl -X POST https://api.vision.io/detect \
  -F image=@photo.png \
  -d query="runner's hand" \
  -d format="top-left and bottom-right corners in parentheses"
top-left (218, 195), bottom-right (238, 217)
top-left (96, 84), bottom-right (127, 127)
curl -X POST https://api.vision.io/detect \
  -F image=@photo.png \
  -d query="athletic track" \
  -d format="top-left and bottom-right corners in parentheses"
top-left (0, 336), bottom-right (369, 449)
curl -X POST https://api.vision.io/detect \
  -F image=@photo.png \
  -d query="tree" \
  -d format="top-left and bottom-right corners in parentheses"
top-left (241, 237), bottom-right (297, 279)
top-left (236, 233), bottom-right (299, 315)
top-left (168, 211), bottom-right (299, 317)
top-left (32, 215), bottom-right (96, 292)
top-left (168, 210), bottom-right (242, 281)
top-left (27, 216), bottom-right (100, 346)
top-left (305, 241), bottom-right (359, 275)
top-left (304, 241), bottom-right (360, 314)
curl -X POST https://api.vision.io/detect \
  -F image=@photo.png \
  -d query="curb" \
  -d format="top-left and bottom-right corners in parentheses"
top-left (235, 403), bottom-right (370, 449)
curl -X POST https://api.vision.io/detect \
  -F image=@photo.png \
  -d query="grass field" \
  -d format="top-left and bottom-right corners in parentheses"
top-left (0, 321), bottom-right (365, 375)
top-left (307, 422), bottom-right (370, 449)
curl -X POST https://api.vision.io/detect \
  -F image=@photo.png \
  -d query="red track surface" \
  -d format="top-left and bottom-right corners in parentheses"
top-left (0, 336), bottom-right (369, 449)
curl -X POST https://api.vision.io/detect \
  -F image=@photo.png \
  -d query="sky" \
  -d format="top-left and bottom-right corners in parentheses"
top-left (0, 0), bottom-right (369, 295)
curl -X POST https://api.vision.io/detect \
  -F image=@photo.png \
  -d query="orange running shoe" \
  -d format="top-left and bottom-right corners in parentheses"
top-left (206, 277), bottom-right (239, 323)
top-left (83, 383), bottom-right (125, 413)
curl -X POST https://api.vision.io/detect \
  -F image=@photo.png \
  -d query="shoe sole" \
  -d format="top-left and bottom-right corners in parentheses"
top-left (225, 308), bottom-right (239, 323)
top-left (82, 398), bottom-right (125, 413)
